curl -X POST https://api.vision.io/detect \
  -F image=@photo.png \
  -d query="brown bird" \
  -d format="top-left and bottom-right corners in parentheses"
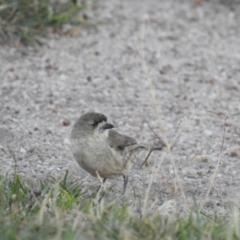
top-left (71, 112), bottom-right (164, 194)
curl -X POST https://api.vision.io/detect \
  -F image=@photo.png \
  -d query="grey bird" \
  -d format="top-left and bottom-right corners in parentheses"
top-left (70, 112), bottom-right (149, 195)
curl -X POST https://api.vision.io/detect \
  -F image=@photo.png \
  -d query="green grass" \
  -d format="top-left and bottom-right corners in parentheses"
top-left (0, 0), bottom-right (87, 43)
top-left (0, 172), bottom-right (239, 240)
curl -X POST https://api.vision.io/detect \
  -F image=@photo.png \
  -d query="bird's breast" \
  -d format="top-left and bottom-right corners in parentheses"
top-left (71, 135), bottom-right (131, 178)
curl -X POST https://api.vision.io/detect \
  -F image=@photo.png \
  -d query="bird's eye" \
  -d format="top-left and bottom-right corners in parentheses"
top-left (92, 122), bottom-right (98, 127)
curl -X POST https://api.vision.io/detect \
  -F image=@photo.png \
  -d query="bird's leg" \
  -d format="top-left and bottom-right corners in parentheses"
top-left (96, 178), bottom-right (107, 193)
top-left (97, 178), bottom-right (108, 203)
top-left (122, 175), bottom-right (129, 195)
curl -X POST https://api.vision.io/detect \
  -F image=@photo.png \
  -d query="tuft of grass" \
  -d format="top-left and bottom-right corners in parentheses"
top-left (0, 173), bottom-right (239, 239)
top-left (0, 0), bottom-right (87, 44)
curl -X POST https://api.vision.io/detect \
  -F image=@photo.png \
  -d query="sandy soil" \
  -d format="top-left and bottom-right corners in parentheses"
top-left (0, 0), bottom-right (240, 215)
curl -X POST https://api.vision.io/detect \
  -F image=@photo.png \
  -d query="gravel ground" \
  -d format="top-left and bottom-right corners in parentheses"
top-left (0, 0), bottom-right (240, 215)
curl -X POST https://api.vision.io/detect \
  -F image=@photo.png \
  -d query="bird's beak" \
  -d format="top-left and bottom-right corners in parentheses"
top-left (102, 123), bottom-right (114, 130)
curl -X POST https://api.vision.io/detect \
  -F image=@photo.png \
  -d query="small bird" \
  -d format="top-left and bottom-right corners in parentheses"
top-left (70, 112), bottom-right (151, 195)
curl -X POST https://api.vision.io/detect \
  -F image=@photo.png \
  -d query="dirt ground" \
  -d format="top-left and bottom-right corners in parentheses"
top-left (0, 0), bottom-right (240, 215)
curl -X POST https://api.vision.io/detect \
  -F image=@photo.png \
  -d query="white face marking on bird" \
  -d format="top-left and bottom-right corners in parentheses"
top-left (92, 121), bottom-right (108, 140)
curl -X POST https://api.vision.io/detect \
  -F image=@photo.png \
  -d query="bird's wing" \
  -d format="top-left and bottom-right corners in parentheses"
top-left (107, 130), bottom-right (138, 153)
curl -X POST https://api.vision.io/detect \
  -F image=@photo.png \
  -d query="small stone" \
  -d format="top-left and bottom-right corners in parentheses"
top-left (20, 147), bottom-right (26, 153)
top-left (63, 138), bottom-right (71, 146)
top-left (204, 130), bottom-right (213, 137)
top-left (209, 78), bottom-right (216, 84)
top-left (230, 151), bottom-right (238, 157)
top-left (62, 120), bottom-right (70, 126)
top-left (29, 148), bottom-right (35, 153)
top-left (46, 129), bottom-right (52, 134)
